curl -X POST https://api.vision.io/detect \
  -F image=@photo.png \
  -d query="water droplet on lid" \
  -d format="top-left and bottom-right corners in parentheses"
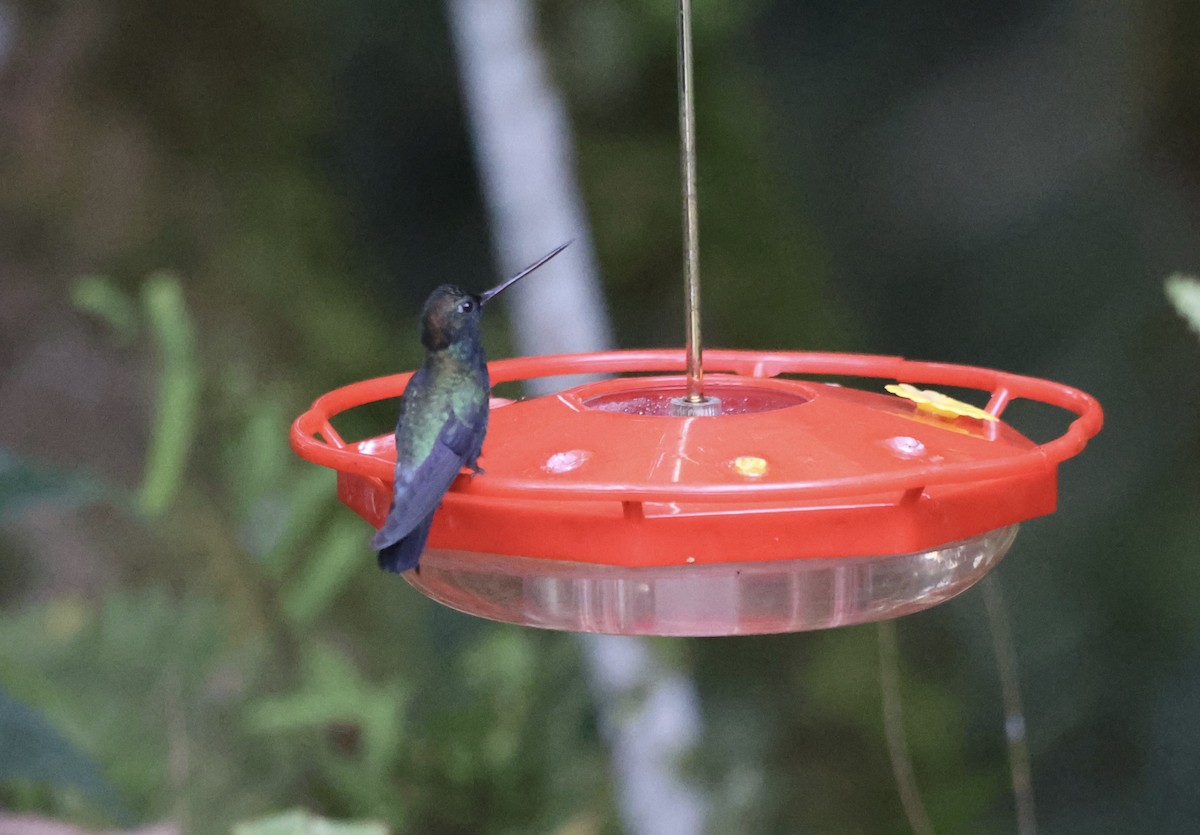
top-left (885, 436), bottom-right (925, 458)
top-left (543, 449), bottom-right (591, 473)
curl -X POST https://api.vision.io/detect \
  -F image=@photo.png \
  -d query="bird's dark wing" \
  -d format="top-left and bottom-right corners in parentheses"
top-left (376, 512), bottom-right (435, 573)
top-left (370, 415), bottom-right (478, 551)
top-left (439, 405), bottom-right (484, 457)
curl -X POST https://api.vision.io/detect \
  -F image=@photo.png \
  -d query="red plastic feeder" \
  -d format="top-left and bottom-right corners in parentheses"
top-left (290, 349), bottom-right (1101, 636)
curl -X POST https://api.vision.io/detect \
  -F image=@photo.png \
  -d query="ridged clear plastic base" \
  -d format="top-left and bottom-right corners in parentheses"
top-left (404, 525), bottom-right (1019, 636)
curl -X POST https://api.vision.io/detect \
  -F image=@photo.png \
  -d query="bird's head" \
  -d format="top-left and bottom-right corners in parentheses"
top-left (418, 241), bottom-right (572, 352)
top-left (420, 285), bottom-right (483, 351)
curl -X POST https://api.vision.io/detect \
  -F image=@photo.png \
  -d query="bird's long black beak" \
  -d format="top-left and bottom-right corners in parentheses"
top-left (479, 240), bottom-right (572, 305)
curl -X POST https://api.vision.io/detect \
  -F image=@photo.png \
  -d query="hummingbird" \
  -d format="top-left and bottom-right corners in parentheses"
top-left (372, 242), bottom-right (571, 572)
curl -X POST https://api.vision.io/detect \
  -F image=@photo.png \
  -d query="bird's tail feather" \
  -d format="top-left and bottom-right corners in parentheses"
top-left (376, 513), bottom-right (435, 573)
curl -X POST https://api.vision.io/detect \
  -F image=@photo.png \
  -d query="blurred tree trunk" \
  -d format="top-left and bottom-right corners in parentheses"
top-left (445, 0), bottom-right (611, 369)
top-left (446, 2), bottom-right (708, 833)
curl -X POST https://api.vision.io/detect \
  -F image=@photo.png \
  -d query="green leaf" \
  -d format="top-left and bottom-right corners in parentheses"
top-left (0, 687), bottom-right (128, 821)
top-left (244, 642), bottom-right (406, 776)
top-left (72, 275), bottom-right (139, 344)
top-left (1166, 274), bottom-right (1200, 339)
top-left (232, 809), bottom-right (388, 835)
top-left (224, 396), bottom-right (292, 526)
top-left (258, 468), bottom-right (337, 577)
top-left (138, 273), bottom-right (202, 517)
top-left (0, 447), bottom-right (104, 520)
top-left (280, 516), bottom-right (367, 627)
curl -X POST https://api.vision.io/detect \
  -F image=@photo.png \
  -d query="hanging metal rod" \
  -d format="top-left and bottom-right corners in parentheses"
top-left (672, 0), bottom-right (719, 416)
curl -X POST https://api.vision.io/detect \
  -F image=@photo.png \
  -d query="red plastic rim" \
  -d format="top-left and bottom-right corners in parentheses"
top-left (290, 350), bottom-right (1103, 566)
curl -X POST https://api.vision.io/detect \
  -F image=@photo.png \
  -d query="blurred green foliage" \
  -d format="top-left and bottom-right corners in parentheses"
top-left (0, 270), bottom-right (614, 833)
top-left (232, 810), bottom-right (388, 835)
top-left (0, 452), bottom-right (105, 524)
top-left (0, 688), bottom-right (128, 825)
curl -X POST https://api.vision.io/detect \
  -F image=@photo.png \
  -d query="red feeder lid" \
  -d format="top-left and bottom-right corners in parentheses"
top-left (291, 350), bottom-right (1102, 568)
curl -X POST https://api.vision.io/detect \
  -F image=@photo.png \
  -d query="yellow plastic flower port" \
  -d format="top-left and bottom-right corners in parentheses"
top-left (885, 383), bottom-right (998, 422)
top-left (732, 456), bottom-right (769, 477)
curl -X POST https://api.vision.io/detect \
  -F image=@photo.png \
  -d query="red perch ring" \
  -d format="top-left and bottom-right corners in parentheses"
top-left (291, 350), bottom-right (1102, 635)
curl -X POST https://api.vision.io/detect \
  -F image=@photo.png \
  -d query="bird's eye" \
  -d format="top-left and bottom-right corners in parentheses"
top-left (457, 299), bottom-right (474, 313)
